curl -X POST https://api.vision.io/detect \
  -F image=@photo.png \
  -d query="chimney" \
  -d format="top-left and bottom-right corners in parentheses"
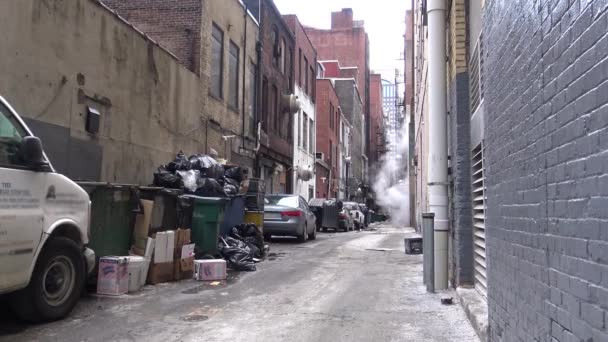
top-left (331, 8), bottom-right (354, 29)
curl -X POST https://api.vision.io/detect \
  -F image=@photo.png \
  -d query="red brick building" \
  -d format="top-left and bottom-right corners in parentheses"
top-left (305, 8), bottom-right (370, 160)
top-left (245, 0), bottom-right (298, 193)
top-left (315, 78), bottom-right (341, 199)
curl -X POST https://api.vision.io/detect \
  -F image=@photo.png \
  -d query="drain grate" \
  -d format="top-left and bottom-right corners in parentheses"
top-left (181, 315), bottom-right (209, 322)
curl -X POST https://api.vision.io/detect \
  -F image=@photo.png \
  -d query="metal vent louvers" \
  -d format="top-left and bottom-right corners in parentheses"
top-left (472, 143), bottom-right (487, 297)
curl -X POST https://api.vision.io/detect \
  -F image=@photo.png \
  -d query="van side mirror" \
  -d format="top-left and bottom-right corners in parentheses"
top-left (21, 136), bottom-right (49, 170)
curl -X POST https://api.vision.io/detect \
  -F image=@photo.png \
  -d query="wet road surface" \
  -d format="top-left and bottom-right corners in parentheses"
top-left (0, 223), bottom-right (479, 342)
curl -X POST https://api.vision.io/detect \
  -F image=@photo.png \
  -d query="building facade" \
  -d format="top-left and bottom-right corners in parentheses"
top-left (0, 0), bottom-right (206, 184)
top-left (101, 0), bottom-right (260, 171)
top-left (315, 78), bottom-right (341, 199)
top-left (412, 0), bottom-right (608, 341)
top-left (369, 73), bottom-right (384, 177)
top-left (244, 0), bottom-right (298, 194)
top-left (283, 14), bottom-right (317, 201)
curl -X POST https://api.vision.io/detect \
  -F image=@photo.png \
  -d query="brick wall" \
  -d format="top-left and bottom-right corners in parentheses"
top-left (283, 14), bottom-right (317, 101)
top-left (316, 79), bottom-right (340, 181)
top-left (102, 0), bottom-right (202, 74)
top-left (483, 0), bottom-right (608, 340)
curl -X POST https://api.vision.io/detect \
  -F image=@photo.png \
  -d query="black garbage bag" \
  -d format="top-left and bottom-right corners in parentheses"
top-left (195, 178), bottom-right (225, 197)
top-left (203, 164), bottom-right (225, 180)
top-left (153, 166), bottom-right (182, 188)
top-left (166, 151), bottom-right (191, 172)
top-left (230, 224), bottom-right (265, 258)
top-left (224, 184), bottom-right (238, 196)
top-left (219, 237), bottom-right (256, 271)
top-left (224, 166), bottom-right (243, 183)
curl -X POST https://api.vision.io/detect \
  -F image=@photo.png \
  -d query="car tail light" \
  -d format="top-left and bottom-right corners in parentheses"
top-left (281, 210), bottom-right (302, 217)
top-left (339, 213), bottom-right (347, 219)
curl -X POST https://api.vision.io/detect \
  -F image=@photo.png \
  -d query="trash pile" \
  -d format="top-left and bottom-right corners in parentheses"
top-left (153, 152), bottom-right (244, 197)
top-left (219, 224), bottom-right (267, 272)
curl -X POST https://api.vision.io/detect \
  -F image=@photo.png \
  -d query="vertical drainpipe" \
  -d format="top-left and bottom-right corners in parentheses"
top-left (254, 1), bottom-right (263, 178)
top-left (427, 0), bottom-right (449, 290)
top-left (241, 4), bottom-right (248, 152)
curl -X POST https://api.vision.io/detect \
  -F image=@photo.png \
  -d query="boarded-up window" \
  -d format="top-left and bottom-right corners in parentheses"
top-left (228, 41), bottom-right (240, 109)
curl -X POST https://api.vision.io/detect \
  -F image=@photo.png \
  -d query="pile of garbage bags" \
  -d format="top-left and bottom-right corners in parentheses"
top-left (153, 152), bottom-right (244, 197)
top-left (218, 224), bottom-right (266, 272)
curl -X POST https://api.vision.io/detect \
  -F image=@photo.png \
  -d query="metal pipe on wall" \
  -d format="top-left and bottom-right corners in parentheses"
top-left (427, 0), bottom-right (449, 290)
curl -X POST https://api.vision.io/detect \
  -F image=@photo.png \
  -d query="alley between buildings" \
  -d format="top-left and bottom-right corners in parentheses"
top-left (0, 224), bottom-right (478, 342)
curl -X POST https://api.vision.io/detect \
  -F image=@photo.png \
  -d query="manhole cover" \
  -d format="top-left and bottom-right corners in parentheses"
top-left (181, 315), bottom-right (209, 322)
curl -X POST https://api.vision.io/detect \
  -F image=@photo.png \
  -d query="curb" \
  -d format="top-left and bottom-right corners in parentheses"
top-left (456, 287), bottom-right (489, 342)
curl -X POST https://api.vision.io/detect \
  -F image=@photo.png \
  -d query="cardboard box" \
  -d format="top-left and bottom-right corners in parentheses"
top-left (154, 232), bottom-right (167, 264)
top-left (173, 229), bottom-right (194, 280)
top-left (147, 261), bottom-right (174, 285)
top-left (133, 200), bottom-right (154, 252)
top-left (193, 259), bottom-right (226, 281)
top-left (165, 231), bottom-right (175, 262)
top-left (126, 256), bottom-right (148, 293)
top-left (97, 257), bottom-right (129, 295)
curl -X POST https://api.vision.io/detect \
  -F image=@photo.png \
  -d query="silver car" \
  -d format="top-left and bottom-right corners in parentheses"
top-left (263, 195), bottom-right (317, 242)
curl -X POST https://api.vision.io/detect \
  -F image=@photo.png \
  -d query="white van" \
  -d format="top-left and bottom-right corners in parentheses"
top-left (0, 96), bottom-right (94, 322)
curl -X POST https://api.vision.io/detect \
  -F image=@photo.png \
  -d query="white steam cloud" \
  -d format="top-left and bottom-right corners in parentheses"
top-left (373, 123), bottom-right (410, 226)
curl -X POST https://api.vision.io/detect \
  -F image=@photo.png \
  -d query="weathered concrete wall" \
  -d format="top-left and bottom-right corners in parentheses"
top-left (202, 0), bottom-right (259, 168)
top-left (483, 0), bottom-right (608, 340)
top-left (0, 0), bottom-right (203, 184)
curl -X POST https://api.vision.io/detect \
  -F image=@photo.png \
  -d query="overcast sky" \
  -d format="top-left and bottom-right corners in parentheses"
top-left (274, 0), bottom-right (410, 83)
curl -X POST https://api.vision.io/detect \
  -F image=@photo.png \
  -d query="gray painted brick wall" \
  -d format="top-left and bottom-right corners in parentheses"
top-left (482, 0), bottom-right (608, 340)
top-left (449, 72), bottom-right (474, 286)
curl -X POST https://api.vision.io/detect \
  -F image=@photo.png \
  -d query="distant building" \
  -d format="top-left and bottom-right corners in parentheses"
top-left (369, 73), bottom-right (384, 180)
top-left (305, 8), bottom-right (370, 193)
top-left (315, 74), bottom-right (341, 199)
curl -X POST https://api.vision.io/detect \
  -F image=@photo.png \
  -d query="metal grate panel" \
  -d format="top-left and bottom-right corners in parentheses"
top-left (472, 143), bottom-right (487, 297)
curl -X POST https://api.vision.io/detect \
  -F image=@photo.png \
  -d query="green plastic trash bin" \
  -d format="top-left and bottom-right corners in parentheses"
top-left (189, 196), bottom-right (227, 257)
top-left (77, 182), bottom-right (135, 259)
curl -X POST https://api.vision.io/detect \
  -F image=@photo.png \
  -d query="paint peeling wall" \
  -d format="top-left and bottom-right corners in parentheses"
top-left (0, 0), bottom-right (203, 184)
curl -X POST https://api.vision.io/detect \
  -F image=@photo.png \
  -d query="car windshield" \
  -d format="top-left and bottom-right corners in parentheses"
top-left (265, 195), bottom-right (299, 208)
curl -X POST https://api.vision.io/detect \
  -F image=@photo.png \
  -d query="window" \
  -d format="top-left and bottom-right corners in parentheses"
top-left (309, 66), bottom-right (315, 97)
top-left (309, 118), bottom-right (314, 154)
top-left (329, 103), bottom-right (334, 129)
top-left (271, 26), bottom-right (279, 68)
top-left (297, 111), bottom-right (302, 147)
top-left (262, 77), bottom-right (268, 130)
top-left (0, 104), bottom-right (27, 167)
top-left (298, 48), bottom-right (302, 86)
top-left (280, 38), bottom-right (286, 74)
top-left (304, 57), bottom-right (309, 95)
top-left (329, 140), bottom-right (333, 166)
top-left (248, 62), bottom-right (256, 134)
top-left (471, 143), bottom-right (487, 297)
top-left (228, 41), bottom-right (240, 109)
top-left (265, 195), bottom-right (298, 208)
top-left (210, 24), bottom-right (224, 98)
top-left (303, 112), bottom-right (308, 151)
top-left (271, 85), bottom-right (278, 131)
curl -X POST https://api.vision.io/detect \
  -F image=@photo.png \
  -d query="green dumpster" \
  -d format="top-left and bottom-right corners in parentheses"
top-left (77, 182), bottom-right (135, 258)
top-left (189, 196), bottom-right (227, 257)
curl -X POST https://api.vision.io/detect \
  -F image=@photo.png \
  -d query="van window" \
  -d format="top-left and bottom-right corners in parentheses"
top-left (0, 103), bottom-right (27, 167)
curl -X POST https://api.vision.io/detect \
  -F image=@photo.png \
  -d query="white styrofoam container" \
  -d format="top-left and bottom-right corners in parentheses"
top-left (97, 256), bottom-right (129, 296)
top-left (154, 232), bottom-right (167, 264)
top-left (165, 230), bottom-right (175, 262)
top-left (193, 259), bottom-right (227, 281)
top-left (126, 256), bottom-right (148, 293)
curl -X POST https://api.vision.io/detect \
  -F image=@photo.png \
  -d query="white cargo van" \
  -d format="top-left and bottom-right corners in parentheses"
top-left (0, 96), bottom-right (94, 322)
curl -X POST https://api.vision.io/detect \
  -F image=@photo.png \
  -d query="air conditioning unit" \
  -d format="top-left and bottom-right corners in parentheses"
top-left (315, 152), bottom-right (324, 160)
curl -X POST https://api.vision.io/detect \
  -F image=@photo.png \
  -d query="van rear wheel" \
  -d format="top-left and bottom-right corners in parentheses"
top-left (10, 237), bottom-right (84, 322)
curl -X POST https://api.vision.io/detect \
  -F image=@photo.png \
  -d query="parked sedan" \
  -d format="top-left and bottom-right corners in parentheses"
top-left (263, 194), bottom-right (317, 242)
top-left (338, 208), bottom-right (355, 232)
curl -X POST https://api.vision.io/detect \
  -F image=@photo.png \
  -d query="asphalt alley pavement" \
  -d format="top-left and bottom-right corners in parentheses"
top-left (0, 223), bottom-right (479, 342)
